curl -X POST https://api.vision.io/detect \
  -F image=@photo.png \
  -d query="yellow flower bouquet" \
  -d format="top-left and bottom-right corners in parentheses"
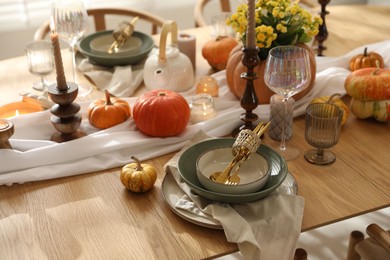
top-left (227, 0), bottom-right (322, 59)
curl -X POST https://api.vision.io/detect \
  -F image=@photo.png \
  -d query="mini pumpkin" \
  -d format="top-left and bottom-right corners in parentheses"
top-left (133, 89), bottom-right (190, 137)
top-left (349, 47), bottom-right (384, 71)
top-left (202, 36), bottom-right (238, 71)
top-left (88, 90), bottom-right (131, 129)
top-left (120, 156), bottom-right (157, 193)
top-left (310, 94), bottom-right (350, 125)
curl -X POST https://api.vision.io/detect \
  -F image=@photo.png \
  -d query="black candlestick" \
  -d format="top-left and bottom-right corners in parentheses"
top-left (233, 46), bottom-right (260, 136)
top-left (316, 0), bottom-right (331, 56)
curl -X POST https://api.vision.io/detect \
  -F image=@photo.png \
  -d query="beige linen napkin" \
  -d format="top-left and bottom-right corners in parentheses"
top-left (78, 58), bottom-right (144, 97)
top-left (164, 131), bottom-right (305, 260)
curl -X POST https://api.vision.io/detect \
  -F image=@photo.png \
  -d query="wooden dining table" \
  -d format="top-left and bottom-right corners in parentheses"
top-left (0, 4), bottom-right (390, 259)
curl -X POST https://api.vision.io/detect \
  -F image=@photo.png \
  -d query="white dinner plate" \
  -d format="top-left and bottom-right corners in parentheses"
top-left (161, 171), bottom-right (298, 229)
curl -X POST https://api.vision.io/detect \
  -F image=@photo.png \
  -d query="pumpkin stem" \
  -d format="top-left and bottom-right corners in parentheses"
top-left (131, 156), bottom-right (143, 171)
top-left (371, 60), bottom-right (381, 75)
top-left (363, 47), bottom-right (368, 56)
top-left (104, 90), bottom-right (113, 106)
top-left (158, 91), bottom-right (167, 97)
top-left (327, 93), bottom-right (341, 104)
top-left (216, 35), bottom-right (227, 41)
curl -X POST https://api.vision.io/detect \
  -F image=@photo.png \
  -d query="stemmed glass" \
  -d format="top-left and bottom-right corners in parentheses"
top-left (304, 103), bottom-right (343, 165)
top-left (264, 45), bottom-right (311, 160)
top-left (51, 0), bottom-right (91, 97)
top-left (25, 40), bottom-right (54, 91)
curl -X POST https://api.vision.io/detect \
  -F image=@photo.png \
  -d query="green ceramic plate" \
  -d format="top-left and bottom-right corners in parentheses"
top-left (177, 138), bottom-right (288, 203)
top-left (78, 30), bottom-right (154, 67)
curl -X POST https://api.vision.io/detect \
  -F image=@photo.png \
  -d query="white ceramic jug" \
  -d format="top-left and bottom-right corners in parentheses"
top-left (143, 20), bottom-right (194, 92)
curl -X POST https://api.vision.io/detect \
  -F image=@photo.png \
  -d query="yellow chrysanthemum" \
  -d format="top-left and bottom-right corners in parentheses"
top-left (227, 0), bottom-right (322, 49)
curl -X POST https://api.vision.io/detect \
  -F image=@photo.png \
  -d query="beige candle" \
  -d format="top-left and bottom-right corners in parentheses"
top-left (178, 33), bottom-right (196, 70)
top-left (50, 30), bottom-right (67, 91)
top-left (246, 0), bottom-right (256, 49)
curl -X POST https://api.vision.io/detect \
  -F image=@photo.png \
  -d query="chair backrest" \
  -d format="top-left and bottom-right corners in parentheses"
top-left (194, 0), bottom-right (231, 27)
top-left (34, 7), bottom-right (165, 40)
top-left (347, 223), bottom-right (390, 260)
top-left (194, 0), bottom-right (318, 28)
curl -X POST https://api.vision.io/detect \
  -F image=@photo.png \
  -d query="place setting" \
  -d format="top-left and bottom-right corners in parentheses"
top-left (163, 126), bottom-right (304, 260)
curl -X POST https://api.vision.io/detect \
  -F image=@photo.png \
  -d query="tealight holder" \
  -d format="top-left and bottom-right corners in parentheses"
top-left (47, 82), bottom-right (86, 142)
top-left (190, 93), bottom-right (217, 124)
top-left (0, 119), bottom-right (14, 149)
top-left (195, 76), bottom-right (219, 97)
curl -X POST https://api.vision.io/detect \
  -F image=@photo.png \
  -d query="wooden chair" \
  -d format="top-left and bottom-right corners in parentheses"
top-left (194, 0), bottom-right (231, 27)
top-left (34, 7), bottom-right (165, 40)
top-left (347, 223), bottom-right (390, 260)
top-left (194, 0), bottom-right (319, 27)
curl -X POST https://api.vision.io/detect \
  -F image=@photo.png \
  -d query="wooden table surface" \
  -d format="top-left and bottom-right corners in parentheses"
top-left (1, 5), bottom-right (390, 259)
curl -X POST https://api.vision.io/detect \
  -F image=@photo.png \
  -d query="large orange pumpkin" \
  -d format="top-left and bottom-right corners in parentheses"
top-left (133, 89), bottom-right (190, 137)
top-left (225, 44), bottom-right (317, 104)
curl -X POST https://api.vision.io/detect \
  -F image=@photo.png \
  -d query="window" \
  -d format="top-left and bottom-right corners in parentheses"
top-left (0, 0), bottom-right (155, 32)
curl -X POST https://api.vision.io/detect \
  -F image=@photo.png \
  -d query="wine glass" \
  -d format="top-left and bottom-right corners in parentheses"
top-left (51, 0), bottom-right (91, 97)
top-left (25, 40), bottom-right (54, 91)
top-left (264, 45), bottom-right (311, 160)
top-left (304, 103), bottom-right (343, 165)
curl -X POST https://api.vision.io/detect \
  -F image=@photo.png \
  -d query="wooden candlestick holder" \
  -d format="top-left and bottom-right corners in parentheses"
top-left (315, 0), bottom-right (331, 56)
top-left (233, 46), bottom-right (260, 136)
top-left (47, 82), bottom-right (86, 142)
top-left (0, 119), bottom-right (14, 149)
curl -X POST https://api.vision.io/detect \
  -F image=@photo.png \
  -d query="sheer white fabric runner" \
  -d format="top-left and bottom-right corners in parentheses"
top-left (1, 39), bottom-right (389, 186)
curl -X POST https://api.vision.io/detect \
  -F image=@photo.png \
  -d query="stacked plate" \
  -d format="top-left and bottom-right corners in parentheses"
top-left (177, 138), bottom-right (289, 203)
top-left (78, 30), bottom-right (154, 67)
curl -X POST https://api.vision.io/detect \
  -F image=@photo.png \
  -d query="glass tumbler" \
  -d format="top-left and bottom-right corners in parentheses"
top-left (25, 40), bottom-right (54, 91)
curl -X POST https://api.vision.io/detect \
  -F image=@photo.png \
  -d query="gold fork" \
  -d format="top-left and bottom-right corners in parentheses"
top-left (225, 149), bottom-right (250, 185)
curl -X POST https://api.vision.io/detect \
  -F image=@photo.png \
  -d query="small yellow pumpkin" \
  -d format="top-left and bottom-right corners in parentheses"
top-left (88, 90), bottom-right (131, 129)
top-left (310, 94), bottom-right (350, 125)
top-left (120, 156), bottom-right (157, 193)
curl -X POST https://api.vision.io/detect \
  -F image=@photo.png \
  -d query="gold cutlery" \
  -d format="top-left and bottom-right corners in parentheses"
top-left (107, 16), bottom-right (139, 54)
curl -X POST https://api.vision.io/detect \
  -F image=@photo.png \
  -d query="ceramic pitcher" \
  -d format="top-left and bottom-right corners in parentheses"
top-left (143, 20), bottom-right (194, 92)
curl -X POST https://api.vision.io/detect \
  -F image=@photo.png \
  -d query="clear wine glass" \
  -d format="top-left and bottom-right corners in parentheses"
top-left (51, 0), bottom-right (91, 97)
top-left (264, 45), bottom-right (311, 160)
top-left (25, 40), bottom-right (54, 91)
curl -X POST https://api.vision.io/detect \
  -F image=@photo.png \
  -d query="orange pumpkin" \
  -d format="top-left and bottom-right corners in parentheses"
top-left (202, 36), bottom-right (238, 71)
top-left (88, 90), bottom-right (131, 129)
top-left (133, 89), bottom-right (190, 137)
top-left (349, 47), bottom-right (384, 71)
top-left (225, 44), bottom-right (317, 104)
top-left (344, 67), bottom-right (390, 101)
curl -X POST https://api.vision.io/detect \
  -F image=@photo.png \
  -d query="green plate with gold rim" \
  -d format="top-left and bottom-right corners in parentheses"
top-left (78, 30), bottom-right (154, 67)
top-left (177, 138), bottom-right (288, 203)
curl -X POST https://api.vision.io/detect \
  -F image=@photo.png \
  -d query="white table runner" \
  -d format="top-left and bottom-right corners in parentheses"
top-left (1, 39), bottom-right (390, 186)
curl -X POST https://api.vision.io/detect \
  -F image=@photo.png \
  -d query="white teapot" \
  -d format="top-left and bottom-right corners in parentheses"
top-left (143, 20), bottom-right (194, 92)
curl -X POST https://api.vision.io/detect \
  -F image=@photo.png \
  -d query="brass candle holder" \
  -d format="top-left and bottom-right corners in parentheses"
top-left (233, 46), bottom-right (260, 136)
top-left (47, 83), bottom-right (86, 142)
top-left (0, 119), bottom-right (14, 149)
